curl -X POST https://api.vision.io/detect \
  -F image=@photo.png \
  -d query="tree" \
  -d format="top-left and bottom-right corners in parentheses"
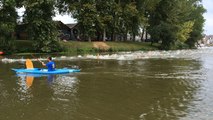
top-left (121, 2), bottom-right (138, 41)
top-left (148, 0), bottom-right (205, 49)
top-left (96, 0), bottom-right (113, 41)
top-left (56, 0), bottom-right (205, 49)
top-left (57, 0), bottom-right (98, 41)
top-left (136, 0), bottom-right (160, 41)
top-left (108, 1), bottom-right (122, 41)
top-left (148, 0), bottom-right (179, 49)
top-left (186, 0), bottom-right (206, 48)
top-left (23, 0), bottom-right (61, 52)
top-left (77, 2), bottom-right (97, 42)
top-left (0, 0), bottom-right (17, 53)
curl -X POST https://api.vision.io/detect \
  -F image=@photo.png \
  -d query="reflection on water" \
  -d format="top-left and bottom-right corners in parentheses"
top-left (16, 73), bottom-right (78, 93)
top-left (16, 74), bottom-right (55, 90)
top-left (1, 47), bottom-right (213, 120)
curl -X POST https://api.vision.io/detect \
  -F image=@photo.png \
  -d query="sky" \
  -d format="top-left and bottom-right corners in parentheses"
top-left (53, 14), bottom-right (76, 23)
top-left (17, 7), bottom-right (76, 23)
top-left (17, 1), bottom-right (213, 35)
top-left (203, 0), bottom-right (213, 35)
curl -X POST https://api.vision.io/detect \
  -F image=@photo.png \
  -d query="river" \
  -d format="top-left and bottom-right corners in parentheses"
top-left (1, 47), bottom-right (213, 120)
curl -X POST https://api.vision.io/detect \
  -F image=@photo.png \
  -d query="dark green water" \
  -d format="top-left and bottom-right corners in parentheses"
top-left (1, 48), bottom-right (213, 120)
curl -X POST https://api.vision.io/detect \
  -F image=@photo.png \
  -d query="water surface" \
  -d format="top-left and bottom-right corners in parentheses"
top-left (0, 47), bottom-right (213, 120)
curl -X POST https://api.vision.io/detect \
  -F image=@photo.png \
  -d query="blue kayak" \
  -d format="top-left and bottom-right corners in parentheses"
top-left (12, 68), bottom-right (80, 74)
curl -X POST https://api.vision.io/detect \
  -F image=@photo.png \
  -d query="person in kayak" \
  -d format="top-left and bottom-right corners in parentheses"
top-left (42, 57), bottom-right (55, 71)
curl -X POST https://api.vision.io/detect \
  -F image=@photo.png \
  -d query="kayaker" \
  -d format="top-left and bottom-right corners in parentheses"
top-left (42, 57), bottom-right (55, 71)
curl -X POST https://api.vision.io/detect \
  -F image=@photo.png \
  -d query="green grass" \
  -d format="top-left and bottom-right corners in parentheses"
top-left (15, 40), bottom-right (34, 53)
top-left (14, 40), bottom-right (160, 55)
top-left (60, 41), bottom-right (94, 49)
top-left (106, 41), bottom-right (159, 52)
top-left (59, 41), bottom-right (98, 55)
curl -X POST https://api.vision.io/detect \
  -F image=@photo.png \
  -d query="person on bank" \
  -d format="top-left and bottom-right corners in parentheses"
top-left (42, 57), bottom-right (55, 71)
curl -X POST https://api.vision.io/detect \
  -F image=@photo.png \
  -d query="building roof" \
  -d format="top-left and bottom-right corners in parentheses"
top-left (204, 35), bottom-right (213, 40)
top-left (16, 21), bottom-right (78, 31)
top-left (66, 23), bottom-right (78, 29)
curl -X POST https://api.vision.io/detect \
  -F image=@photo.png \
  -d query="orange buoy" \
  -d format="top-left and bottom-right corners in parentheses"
top-left (0, 51), bottom-right (4, 55)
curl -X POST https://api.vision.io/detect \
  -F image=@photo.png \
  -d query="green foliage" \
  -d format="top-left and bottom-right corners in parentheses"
top-left (159, 22), bottom-right (177, 50)
top-left (186, 2), bottom-right (206, 48)
top-left (0, 0), bottom-right (207, 53)
top-left (148, 0), bottom-right (205, 49)
top-left (23, 0), bottom-right (61, 52)
top-left (78, 3), bottom-right (97, 41)
top-left (148, 0), bottom-right (179, 49)
top-left (0, 0), bottom-right (17, 53)
top-left (14, 40), bottom-right (34, 53)
top-left (56, 0), bottom-right (205, 50)
top-left (122, 3), bottom-right (139, 40)
top-left (174, 41), bottom-right (189, 50)
top-left (177, 21), bottom-right (194, 42)
top-left (30, 20), bottom-right (61, 52)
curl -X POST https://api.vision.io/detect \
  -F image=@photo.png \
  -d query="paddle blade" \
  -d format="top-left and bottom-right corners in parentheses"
top-left (26, 76), bottom-right (34, 88)
top-left (26, 59), bottom-right (34, 69)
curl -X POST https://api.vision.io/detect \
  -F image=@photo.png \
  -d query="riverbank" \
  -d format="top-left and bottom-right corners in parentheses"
top-left (14, 40), bottom-right (160, 55)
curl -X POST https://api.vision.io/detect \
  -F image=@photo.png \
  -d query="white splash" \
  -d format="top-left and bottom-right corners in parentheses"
top-left (1, 58), bottom-right (46, 63)
top-left (1, 47), bottom-right (213, 63)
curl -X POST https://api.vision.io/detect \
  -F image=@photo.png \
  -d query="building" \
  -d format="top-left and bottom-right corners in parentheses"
top-left (201, 35), bottom-right (213, 45)
top-left (57, 21), bottom-right (79, 40)
top-left (15, 21), bottom-right (79, 41)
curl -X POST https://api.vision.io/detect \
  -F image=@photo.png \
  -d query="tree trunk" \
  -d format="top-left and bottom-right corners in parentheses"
top-left (111, 28), bottom-right (115, 41)
top-left (141, 28), bottom-right (145, 42)
top-left (103, 28), bottom-right (106, 41)
top-left (88, 36), bottom-right (91, 42)
top-left (133, 33), bottom-right (136, 42)
top-left (123, 34), bottom-right (125, 41)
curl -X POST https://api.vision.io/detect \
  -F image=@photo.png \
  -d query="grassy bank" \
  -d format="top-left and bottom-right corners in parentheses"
top-left (60, 41), bottom-right (159, 53)
top-left (15, 40), bottom-right (34, 53)
top-left (15, 40), bottom-right (160, 55)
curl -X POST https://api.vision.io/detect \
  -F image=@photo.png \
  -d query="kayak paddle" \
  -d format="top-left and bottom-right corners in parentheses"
top-left (26, 59), bottom-right (34, 69)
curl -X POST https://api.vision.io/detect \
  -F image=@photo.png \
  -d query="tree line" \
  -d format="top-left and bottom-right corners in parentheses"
top-left (0, 0), bottom-right (206, 52)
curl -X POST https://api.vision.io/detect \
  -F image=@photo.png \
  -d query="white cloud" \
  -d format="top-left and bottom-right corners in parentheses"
top-left (17, 7), bottom-right (76, 24)
top-left (53, 14), bottom-right (76, 24)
